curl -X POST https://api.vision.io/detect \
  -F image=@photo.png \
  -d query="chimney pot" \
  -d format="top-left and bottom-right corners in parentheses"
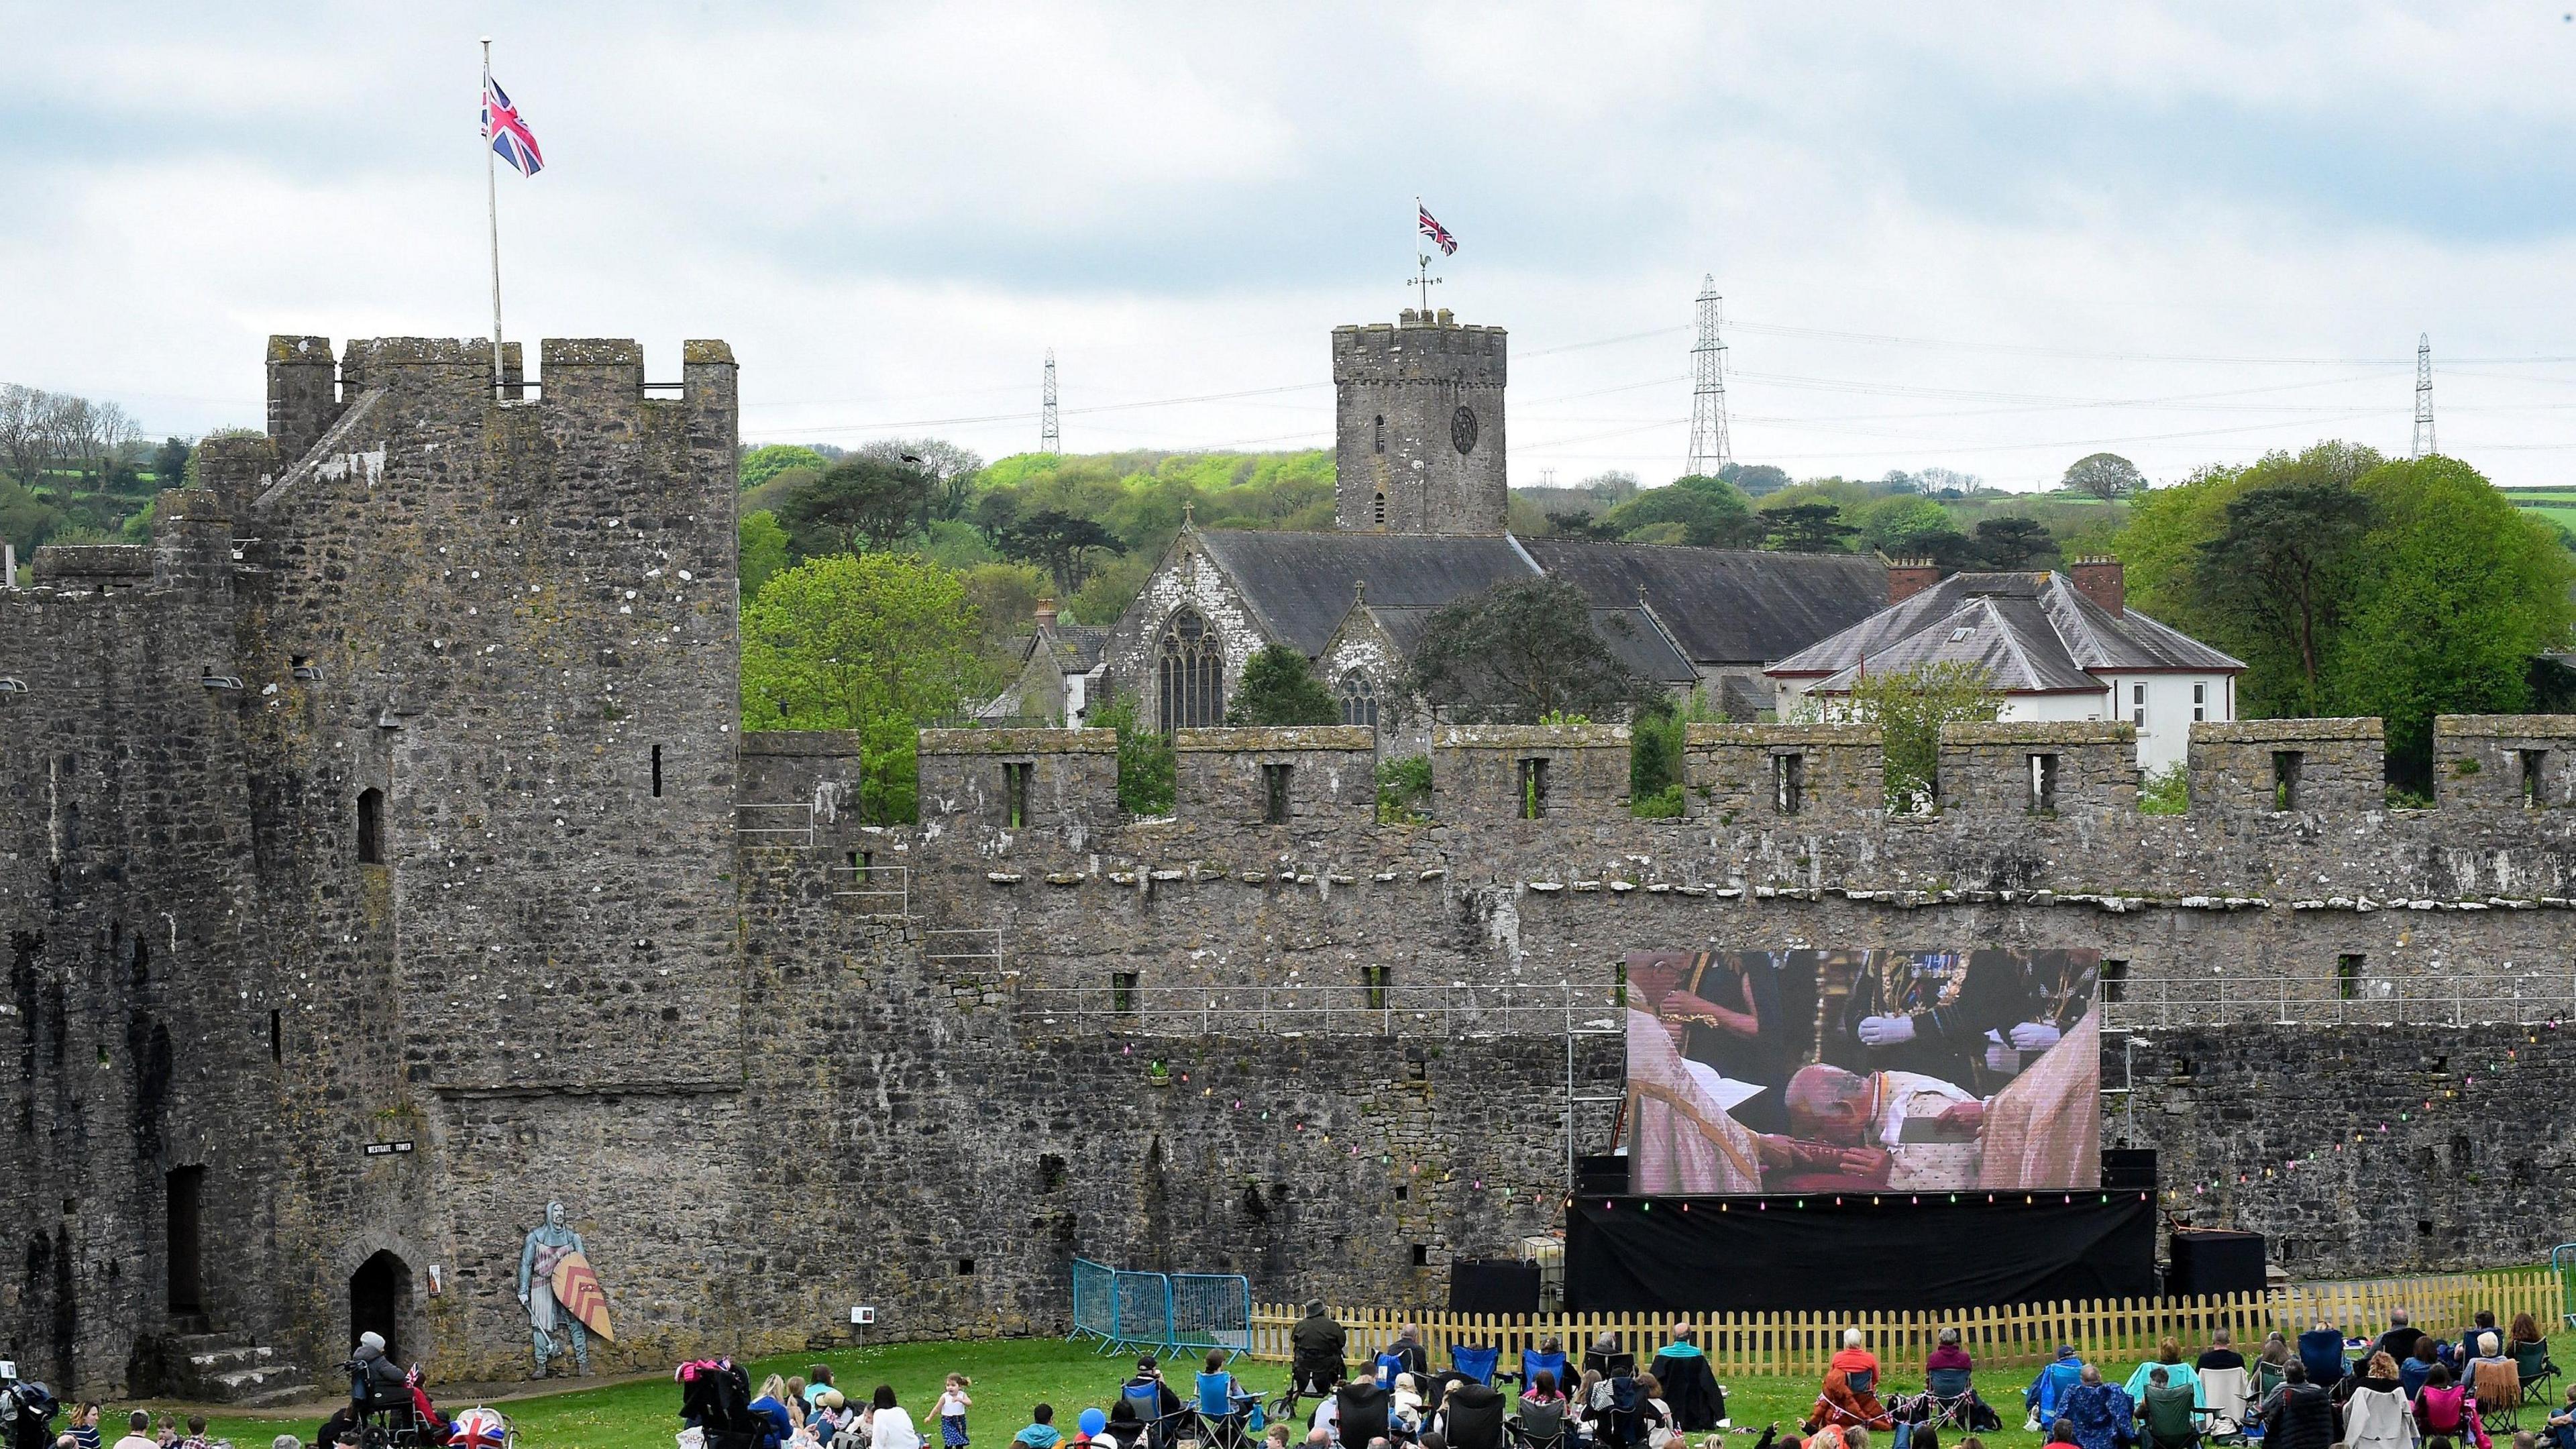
top-left (1033, 598), bottom-right (1059, 628)
top-left (1886, 557), bottom-right (1943, 605)
top-left (2068, 556), bottom-right (2126, 616)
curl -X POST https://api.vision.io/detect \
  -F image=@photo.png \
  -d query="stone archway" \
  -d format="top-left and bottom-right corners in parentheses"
top-left (349, 1249), bottom-right (412, 1362)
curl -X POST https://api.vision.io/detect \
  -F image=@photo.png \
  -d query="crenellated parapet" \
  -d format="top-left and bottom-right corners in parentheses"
top-left (1685, 722), bottom-right (1884, 821)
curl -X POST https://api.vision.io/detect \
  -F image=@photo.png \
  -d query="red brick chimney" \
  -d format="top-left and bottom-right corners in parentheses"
top-left (2068, 556), bottom-right (2125, 616)
top-left (1033, 598), bottom-right (1059, 629)
top-left (1886, 558), bottom-right (1942, 605)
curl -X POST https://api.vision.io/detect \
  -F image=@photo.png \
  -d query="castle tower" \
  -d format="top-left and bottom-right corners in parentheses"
top-left (1332, 309), bottom-right (1507, 534)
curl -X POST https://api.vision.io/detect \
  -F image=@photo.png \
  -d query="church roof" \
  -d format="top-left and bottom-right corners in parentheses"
top-left (1362, 603), bottom-right (1697, 684)
top-left (1769, 570), bottom-right (2244, 694)
top-left (1193, 530), bottom-right (1538, 655)
top-left (1516, 538), bottom-right (1892, 666)
top-left (1191, 529), bottom-right (1888, 670)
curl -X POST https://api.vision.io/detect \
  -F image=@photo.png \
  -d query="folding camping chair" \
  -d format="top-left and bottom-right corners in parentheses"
top-left (1509, 1401), bottom-right (1568, 1449)
top-left (1197, 1373), bottom-right (1262, 1449)
top-left (1923, 1368), bottom-right (1979, 1431)
top-left (1515, 1351), bottom-right (1570, 1403)
top-left (2198, 1366), bottom-right (2251, 1444)
top-left (1124, 1383), bottom-right (1177, 1449)
top-left (2296, 1332), bottom-right (2349, 1390)
top-left (1442, 1383), bottom-right (1507, 1449)
top-left (1452, 1347), bottom-right (1501, 1389)
top-left (2518, 1339), bottom-right (2563, 1415)
top-left (1335, 1384), bottom-right (1391, 1449)
top-left (2027, 1358), bottom-right (2083, 1432)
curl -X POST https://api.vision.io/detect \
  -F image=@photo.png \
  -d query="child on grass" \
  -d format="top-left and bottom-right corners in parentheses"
top-left (937, 1374), bottom-right (975, 1449)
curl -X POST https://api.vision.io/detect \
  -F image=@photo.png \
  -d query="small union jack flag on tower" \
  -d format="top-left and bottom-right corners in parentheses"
top-left (1417, 203), bottom-right (1457, 256)
top-left (484, 75), bottom-right (544, 177)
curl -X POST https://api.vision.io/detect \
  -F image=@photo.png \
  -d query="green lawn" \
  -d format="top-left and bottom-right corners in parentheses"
top-left (148, 1331), bottom-right (2576, 1449)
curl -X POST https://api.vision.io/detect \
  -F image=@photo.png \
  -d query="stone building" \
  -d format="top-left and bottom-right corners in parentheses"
top-left (8, 335), bottom-right (2576, 1407)
top-left (1104, 309), bottom-right (1890, 742)
top-left (1768, 559), bottom-right (2243, 771)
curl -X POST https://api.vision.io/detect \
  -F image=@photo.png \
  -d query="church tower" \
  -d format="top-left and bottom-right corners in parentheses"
top-left (1332, 309), bottom-right (1507, 534)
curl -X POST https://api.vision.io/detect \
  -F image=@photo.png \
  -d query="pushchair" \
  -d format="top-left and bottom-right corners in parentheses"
top-left (678, 1358), bottom-right (766, 1449)
top-left (446, 1407), bottom-right (515, 1449)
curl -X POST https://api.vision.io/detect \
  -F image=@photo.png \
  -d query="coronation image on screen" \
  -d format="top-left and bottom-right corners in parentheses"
top-left (1625, 948), bottom-right (2101, 1194)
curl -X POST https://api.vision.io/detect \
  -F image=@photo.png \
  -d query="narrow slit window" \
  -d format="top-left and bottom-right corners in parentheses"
top-left (2337, 953), bottom-right (2365, 1000)
top-left (1517, 757), bottom-right (1549, 819)
top-left (1373, 490), bottom-right (1387, 526)
top-left (2100, 959), bottom-right (2129, 1004)
top-left (2029, 753), bottom-right (2059, 814)
top-left (356, 787), bottom-right (384, 865)
top-left (1111, 971), bottom-right (1138, 1014)
top-left (1361, 965), bottom-right (1391, 1011)
top-left (2271, 751), bottom-right (2303, 812)
top-left (268, 1008), bottom-right (282, 1064)
top-left (1774, 753), bottom-right (1805, 815)
top-left (1262, 763), bottom-right (1293, 824)
top-left (1004, 761), bottom-right (1032, 828)
top-left (2519, 749), bottom-right (2547, 808)
top-left (651, 745), bottom-right (663, 798)
top-left (1373, 415), bottom-right (1385, 454)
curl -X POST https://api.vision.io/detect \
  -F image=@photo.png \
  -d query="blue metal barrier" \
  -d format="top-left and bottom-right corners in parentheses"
top-left (1113, 1269), bottom-right (1176, 1356)
top-left (1071, 1257), bottom-right (1119, 1346)
top-left (1171, 1273), bottom-right (1253, 1356)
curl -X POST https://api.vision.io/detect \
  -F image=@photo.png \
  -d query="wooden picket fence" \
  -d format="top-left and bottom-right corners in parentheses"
top-left (1242, 1268), bottom-right (2561, 1377)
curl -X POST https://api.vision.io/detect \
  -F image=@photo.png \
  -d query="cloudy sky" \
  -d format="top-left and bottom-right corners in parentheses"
top-left (5, 3), bottom-right (2575, 488)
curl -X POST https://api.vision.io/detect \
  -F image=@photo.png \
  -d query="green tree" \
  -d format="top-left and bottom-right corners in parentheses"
top-left (740, 553), bottom-right (982, 822)
top-left (2330, 455), bottom-right (2576, 785)
top-left (739, 510), bottom-right (791, 598)
top-left (778, 457), bottom-right (933, 557)
top-left (1407, 577), bottom-right (1648, 722)
top-left (149, 436), bottom-right (191, 489)
top-left (857, 438), bottom-right (983, 520)
top-left (1546, 510), bottom-right (1619, 540)
top-left (2190, 478), bottom-right (2374, 714)
top-left (1718, 462), bottom-right (1793, 496)
top-left (1812, 661), bottom-right (2004, 811)
top-left (1974, 516), bottom-right (2055, 569)
top-left (1760, 501), bottom-right (1858, 553)
top-left (739, 443), bottom-right (829, 492)
top-left (2062, 451), bottom-right (2144, 501)
top-left (1093, 696), bottom-right (1175, 815)
top-left (1854, 494), bottom-right (1968, 559)
top-left (1225, 645), bottom-right (1341, 725)
top-left (999, 508), bottom-right (1120, 595)
top-left (1601, 475), bottom-right (1760, 547)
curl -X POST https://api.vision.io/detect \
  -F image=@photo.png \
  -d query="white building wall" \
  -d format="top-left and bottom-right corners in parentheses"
top-left (1780, 672), bottom-right (2237, 773)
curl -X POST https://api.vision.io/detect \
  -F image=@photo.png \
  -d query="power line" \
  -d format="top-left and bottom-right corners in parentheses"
top-left (1040, 347), bottom-right (1060, 454)
top-left (1685, 274), bottom-right (1732, 478)
top-left (2413, 333), bottom-right (2435, 460)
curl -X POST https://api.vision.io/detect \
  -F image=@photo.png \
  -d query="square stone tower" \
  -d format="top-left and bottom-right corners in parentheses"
top-left (1332, 309), bottom-right (1507, 534)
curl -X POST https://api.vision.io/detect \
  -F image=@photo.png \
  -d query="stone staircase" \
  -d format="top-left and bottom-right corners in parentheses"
top-left (162, 1332), bottom-right (319, 1407)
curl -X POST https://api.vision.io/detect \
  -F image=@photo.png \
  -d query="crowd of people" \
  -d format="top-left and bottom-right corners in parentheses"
top-left (2002, 1308), bottom-right (2567, 1449)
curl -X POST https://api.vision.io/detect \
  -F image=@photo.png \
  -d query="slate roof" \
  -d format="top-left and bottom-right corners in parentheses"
top-left (1193, 531), bottom-right (1539, 656)
top-left (1193, 529), bottom-right (1887, 669)
top-left (1516, 538), bottom-right (1890, 665)
top-left (1358, 603), bottom-right (1696, 684)
top-left (1769, 571), bottom-right (2243, 694)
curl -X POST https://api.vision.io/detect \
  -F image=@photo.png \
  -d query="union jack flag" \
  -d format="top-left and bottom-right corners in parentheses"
top-left (1417, 203), bottom-right (1456, 256)
top-left (449, 1406), bottom-right (511, 1449)
top-left (484, 76), bottom-right (544, 177)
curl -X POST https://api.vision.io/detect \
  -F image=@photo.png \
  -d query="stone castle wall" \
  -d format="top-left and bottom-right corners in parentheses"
top-left (10, 335), bottom-right (2576, 1403)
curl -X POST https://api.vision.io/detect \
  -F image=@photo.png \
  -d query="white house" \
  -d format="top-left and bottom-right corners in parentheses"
top-left (1765, 558), bottom-right (2242, 773)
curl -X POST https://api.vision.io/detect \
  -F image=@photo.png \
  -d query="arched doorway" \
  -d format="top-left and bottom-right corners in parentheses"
top-left (350, 1250), bottom-right (411, 1362)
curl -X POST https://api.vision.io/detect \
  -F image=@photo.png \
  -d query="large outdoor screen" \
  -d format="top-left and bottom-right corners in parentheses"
top-left (1625, 948), bottom-right (2101, 1194)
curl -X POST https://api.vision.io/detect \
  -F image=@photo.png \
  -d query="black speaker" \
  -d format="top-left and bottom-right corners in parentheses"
top-left (2104, 1148), bottom-right (2158, 1191)
top-left (2167, 1230), bottom-right (2267, 1297)
top-left (1449, 1258), bottom-right (1542, 1313)
top-left (1574, 1155), bottom-right (1627, 1195)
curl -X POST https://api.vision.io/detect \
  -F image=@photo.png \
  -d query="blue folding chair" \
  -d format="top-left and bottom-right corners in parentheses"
top-left (1124, 1383), bottom-right (1173, 1449)
top-left (1519, 1350), bottom-right (1569, 1399)
top-left (1453, 1346), bottom-right (1501, 1387)
top-left (1197, 1373), bottom-right (1256, 1449)
top-left (2030, 1358), bottom-right (2084, 1426)
top-left (2297, 1330), bottom-right (2349, 1389)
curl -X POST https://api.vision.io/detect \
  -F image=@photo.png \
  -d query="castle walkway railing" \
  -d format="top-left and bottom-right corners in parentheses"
top-left (1012, 980), bottom-right (1626, 1039)
top-left (1240, 1266), bottom-right (2562, 1376)
top-left (2104, 969), bottom-right (2576, 1029)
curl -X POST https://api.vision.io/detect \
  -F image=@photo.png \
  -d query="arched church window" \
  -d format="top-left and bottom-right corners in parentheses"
top-left (1373, 415), bottom-right (1385, 455)
top-left (1157, 608), bottom-right (1224, 732)
top-left (1339, 670), bottom-right (1379, 729)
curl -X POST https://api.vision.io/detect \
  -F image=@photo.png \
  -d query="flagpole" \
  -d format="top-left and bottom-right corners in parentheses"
top-left (483, 36), bottom-right (504, 399)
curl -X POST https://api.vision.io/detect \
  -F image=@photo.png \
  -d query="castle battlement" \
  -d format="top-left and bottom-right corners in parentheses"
top-left (1332, 314), bottom-right (1509, 384)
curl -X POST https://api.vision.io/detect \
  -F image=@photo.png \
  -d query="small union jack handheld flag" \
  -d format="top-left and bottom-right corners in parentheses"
top-left (1417, 203), bottom-right (1457, 256)
top-left (484, 75), bottom-right (544, 176)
